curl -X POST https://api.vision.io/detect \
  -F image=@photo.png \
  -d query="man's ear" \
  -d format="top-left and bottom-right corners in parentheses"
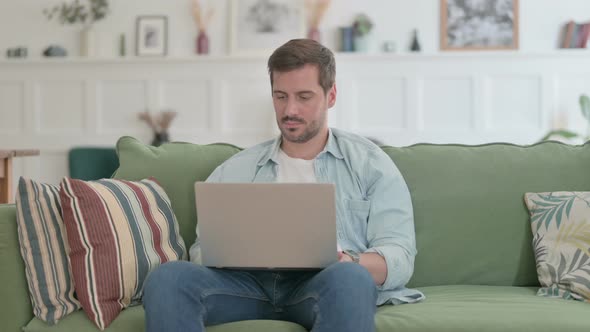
top-left (328, 84), bottom-right (337, 108)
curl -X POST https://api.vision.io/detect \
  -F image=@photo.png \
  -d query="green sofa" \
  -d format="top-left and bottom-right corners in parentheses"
top-left (1, 137), bottom-right (589, 331)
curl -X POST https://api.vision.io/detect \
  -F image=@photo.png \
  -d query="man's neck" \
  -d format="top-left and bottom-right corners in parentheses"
top-left (280, 129), bottom-right (329, 160)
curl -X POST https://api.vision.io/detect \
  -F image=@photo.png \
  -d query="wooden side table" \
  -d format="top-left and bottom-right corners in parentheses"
top-left (0, 149), bottom-right (40, 204)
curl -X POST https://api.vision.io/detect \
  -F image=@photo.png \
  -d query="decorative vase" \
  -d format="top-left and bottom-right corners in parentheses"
top-left (353, 35), bottom-right (370, 53)
top-left (151, 132), bottom-right (170, 147)
top-left (80, 26), bottom-right (97, 57)
top-left (308, 27), bottom-right (321, 43)
top-left (196, 30), bottom-right (209, 55)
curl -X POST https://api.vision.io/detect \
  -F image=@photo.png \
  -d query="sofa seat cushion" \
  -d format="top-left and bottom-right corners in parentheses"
top-left (23, 306), bottom-right (307, 332)
top-left (376, 285), bottom-right (590, 331)
top-left (25, 285), bottom-right (590, 331)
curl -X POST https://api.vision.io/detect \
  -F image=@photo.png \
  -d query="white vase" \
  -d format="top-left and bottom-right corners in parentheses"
top-left (80, 26), bottom-right (97, 57)
top-left (353, 35), bottom-right (371, 53)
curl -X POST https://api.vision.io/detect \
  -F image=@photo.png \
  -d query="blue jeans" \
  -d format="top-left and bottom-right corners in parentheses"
top-left (143, 261), bottom-right (377, 332)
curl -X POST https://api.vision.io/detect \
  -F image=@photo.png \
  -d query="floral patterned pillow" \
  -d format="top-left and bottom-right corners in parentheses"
top-left (524, 191), bottom-right (590, 302)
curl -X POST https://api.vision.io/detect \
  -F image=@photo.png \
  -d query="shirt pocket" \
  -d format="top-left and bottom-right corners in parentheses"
top-left (343, 199), bottom-right (371, 245)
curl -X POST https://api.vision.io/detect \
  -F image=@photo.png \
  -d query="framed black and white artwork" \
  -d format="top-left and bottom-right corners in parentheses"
top-left (229, 0), bottom-right (305, 55)
top-left (136, 16), bottom-right (168, 56)
top-left (440, 0), bottom-right (519, 51)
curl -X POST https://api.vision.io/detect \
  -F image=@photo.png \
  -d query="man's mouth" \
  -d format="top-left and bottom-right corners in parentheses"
top-left (283, 121), bottom-right (301, 127)
top-left (282, 117), bottom-right (304, 127)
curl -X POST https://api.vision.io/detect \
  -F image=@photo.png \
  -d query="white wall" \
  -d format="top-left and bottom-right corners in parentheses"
top-left (2, 0), bottom-right (590, 57)
top-left (3, 51), bottom-right (590, 188)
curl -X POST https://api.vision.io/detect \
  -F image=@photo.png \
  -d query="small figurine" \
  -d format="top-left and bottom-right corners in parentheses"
top-left (410, 29), bottom-right (421, 52)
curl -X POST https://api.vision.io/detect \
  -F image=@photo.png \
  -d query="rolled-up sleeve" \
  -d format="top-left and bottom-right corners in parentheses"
top-left (363, 150), bottom-right (416, 291)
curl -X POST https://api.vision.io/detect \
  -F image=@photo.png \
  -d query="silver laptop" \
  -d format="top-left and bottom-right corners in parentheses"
top-left (194, 182), bottom-right (338, 269)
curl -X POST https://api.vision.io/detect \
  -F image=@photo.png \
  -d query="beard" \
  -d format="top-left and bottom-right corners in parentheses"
top-left (278, 115), bottom-right (324, 144)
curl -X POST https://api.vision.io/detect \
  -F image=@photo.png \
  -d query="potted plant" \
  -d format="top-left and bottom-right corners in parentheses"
top-left (352, 13), bottom-right (373, 52)
top-left (43, 0), bottom-right (110, 56)
top-left (541, 94), bottom-right (590, 143)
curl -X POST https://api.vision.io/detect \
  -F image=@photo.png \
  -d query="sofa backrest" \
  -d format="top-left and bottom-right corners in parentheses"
top-left (383, 142), bottom-right (590, 288)
top-left (113, 137), bottom-right (590, 288)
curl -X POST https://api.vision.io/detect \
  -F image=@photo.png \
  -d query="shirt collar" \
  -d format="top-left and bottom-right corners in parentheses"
top-left (257, 128), bottom-right (344, 166)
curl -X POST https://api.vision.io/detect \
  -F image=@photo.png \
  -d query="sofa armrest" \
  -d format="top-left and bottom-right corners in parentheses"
top-left (0, 204), bottom-right (33, 332)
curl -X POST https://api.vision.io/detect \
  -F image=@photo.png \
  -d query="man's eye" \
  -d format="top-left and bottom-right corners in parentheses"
top-left (275, 95), bottom-right (286, 100)
top-left (299, 95), bottom-right (311, 100)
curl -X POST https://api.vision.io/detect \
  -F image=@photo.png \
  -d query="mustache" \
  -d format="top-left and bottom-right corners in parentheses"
top-left (281, 116), bottom-right (305, 123)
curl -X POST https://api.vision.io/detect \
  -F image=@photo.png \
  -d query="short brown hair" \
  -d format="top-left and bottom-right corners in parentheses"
top-left (267, 39), bottom-right (336, 94)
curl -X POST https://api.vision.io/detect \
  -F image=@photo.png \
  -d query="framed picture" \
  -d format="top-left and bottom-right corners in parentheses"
top-left (440, 0), bottom-right (519, 51)
top-left (229, 0), bottom-right (305, 55)
top-left (136, 16), bottom-right (168, 56)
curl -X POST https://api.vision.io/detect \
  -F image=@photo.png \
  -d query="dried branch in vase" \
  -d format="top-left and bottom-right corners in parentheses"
top-left (138, 110), bottom-right (177, 146)
top-left (306, 0), bottom-right (331, 30)
top-left (191, 0), bottom-right (214, 32)
top-left (139, 111), bottom-right (176, 134)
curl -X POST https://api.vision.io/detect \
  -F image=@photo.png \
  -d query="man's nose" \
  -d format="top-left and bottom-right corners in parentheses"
top-left (284, 99), bottom-right (298, 116)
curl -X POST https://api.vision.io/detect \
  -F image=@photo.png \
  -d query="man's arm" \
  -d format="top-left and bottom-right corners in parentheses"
top-left (361, 149), bottom-right (417, 290)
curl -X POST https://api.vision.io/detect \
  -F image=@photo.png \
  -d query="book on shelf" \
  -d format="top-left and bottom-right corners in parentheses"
top-left (580, 24), bottom-right (590, 48)
top-left (562, 20), bottom-right (590, 49)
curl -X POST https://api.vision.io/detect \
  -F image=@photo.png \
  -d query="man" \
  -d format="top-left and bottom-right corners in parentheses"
top-left (143, 39), bottom-right (423, 332)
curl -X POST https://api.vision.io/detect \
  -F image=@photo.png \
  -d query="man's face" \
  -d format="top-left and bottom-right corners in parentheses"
top-left (272, 64), bottom-right (336, 144)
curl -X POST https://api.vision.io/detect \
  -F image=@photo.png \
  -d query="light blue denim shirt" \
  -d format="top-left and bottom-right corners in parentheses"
top-left (189, 128), bottom-right (425, 305)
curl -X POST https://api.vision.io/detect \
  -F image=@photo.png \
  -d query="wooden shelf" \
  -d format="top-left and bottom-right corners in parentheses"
top-left (1, 49), bottom-right (590, 65)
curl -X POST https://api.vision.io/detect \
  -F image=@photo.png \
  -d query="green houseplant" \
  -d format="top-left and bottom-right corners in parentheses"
top-left (541, 94), bottom-right (590, 142)
top-left (43, 0), bottom-right (110, 56)
top-left (352, 13), bottom-right (373, 52)
top-left (44, 0), bottom-right (109, 25)
top-left (353, 14), bottom-right (373, 37)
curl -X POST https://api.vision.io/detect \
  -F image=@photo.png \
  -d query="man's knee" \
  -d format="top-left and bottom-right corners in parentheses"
top-left (323, 263), bottom-right (377, 301)
top-left (144, 261), bottom-right (206, 301)
top-left (145, 261), bottom-right (190, 287)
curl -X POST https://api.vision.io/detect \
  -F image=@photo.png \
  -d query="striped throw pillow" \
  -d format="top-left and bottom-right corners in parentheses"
top-left (15, 177), bottom-right (80, 325)
top-left (59, 177), bottom-right (187, 330)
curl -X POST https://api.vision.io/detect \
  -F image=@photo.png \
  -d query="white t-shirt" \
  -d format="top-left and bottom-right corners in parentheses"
top-left (276, 149), bottom-right (317, 183)
top-left (276, 149), bottom-right (342, 251)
